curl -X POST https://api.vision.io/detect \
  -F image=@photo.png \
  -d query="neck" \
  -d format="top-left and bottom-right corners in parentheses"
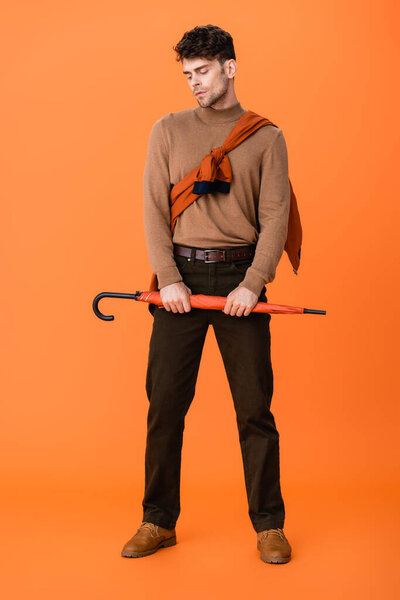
top-left (194, 100), bottom-right (246, 124)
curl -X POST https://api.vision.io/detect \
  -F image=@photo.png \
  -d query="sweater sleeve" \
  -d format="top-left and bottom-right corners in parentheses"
top-left (142, 117), bottom-right (183, 289)
top-left (237, 129), bottom-right (290, 297)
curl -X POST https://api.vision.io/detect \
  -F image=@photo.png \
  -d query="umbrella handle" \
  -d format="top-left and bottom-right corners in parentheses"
top-left (92, 291), bottom-right (143, 321)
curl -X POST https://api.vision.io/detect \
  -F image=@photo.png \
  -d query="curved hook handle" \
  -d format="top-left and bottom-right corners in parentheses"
top-left (92, 291), bottom-right (143, 321)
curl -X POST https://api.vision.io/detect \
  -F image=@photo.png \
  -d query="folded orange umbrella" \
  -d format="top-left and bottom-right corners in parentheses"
top-left (92, 291), bottom-right (326, 321)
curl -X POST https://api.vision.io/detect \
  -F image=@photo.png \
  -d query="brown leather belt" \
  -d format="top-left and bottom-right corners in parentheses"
top-left (173, 243), bottom-right (256, 263)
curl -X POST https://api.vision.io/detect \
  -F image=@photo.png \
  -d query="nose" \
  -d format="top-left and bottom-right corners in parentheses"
top-left (191, 74), bottom-right (201, 89)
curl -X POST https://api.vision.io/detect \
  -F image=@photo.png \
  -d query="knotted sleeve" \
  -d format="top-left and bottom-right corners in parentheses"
top-left (238, 130), bottom-right (291, 296)
top-left (143, 118), bottom-right (183, 289)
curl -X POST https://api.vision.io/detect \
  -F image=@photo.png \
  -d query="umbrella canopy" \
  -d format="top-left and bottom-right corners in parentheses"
top-left (92, 291), bottom-right (326, 322)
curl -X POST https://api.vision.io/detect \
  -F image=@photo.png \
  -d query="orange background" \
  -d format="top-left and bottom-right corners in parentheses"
top-left (1, 1), bottom-right (399, 598)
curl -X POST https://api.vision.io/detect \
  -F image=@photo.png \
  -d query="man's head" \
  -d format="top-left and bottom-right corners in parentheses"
top-left (173, 25), bottom-right (237, 108)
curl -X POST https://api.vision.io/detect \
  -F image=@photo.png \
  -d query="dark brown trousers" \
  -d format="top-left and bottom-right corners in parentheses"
top-left (142, 244), bottom-right (285, 533)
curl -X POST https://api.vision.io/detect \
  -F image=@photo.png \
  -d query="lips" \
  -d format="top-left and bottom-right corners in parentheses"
top-left (196, 91), bottom-right (205, 96)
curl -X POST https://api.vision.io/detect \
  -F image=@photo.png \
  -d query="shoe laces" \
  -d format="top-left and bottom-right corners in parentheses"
top-left (258, 527), bottom-right (287, 543)
top-left (137, 521), bottom-right (159, 537)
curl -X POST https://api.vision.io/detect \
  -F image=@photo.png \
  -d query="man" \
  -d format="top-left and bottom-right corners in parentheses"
top-left (121, 24), bottom-right (292, 564)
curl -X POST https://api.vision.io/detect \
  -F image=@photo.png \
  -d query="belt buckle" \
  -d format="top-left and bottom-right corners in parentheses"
top-left (203, 249), bottom-right (226, 263)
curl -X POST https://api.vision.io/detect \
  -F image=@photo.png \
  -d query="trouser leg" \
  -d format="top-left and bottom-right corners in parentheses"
top-left (142, 243), bottom-right (286, 533)
top-left (142, 304), bottom-right (209, 529)
top-left (210, 290), bottom-right (285, 533)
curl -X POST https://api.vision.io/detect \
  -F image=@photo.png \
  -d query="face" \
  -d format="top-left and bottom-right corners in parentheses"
top-left (182, 57), bottom-right (234, 107)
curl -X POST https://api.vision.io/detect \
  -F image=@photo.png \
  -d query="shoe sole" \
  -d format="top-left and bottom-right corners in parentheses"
top-left (121, 535), bottom-right (177, 558)
top-left (260, 553), bottom-right (291, 564)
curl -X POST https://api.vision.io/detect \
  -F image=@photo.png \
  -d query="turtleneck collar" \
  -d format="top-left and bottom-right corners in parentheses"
top-left (194, 100), bottom-right (246, 124)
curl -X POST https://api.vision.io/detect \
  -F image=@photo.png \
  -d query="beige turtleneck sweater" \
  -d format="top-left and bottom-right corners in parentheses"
top-left (142, 101), bottom-right (290, 297)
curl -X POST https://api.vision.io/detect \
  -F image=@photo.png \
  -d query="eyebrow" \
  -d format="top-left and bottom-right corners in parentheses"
top-left (182, 63), bottom-right (210, 75)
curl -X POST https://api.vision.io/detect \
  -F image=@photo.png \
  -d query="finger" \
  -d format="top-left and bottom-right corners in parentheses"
top-left (176, 300), bottom-right (185, 313)
top-left (170, 302), bottom-right (179, 313)
top-left (236, 305), bottom-right (246, 317)
top-left (223, 299), bottom-right (232, 314)
top-left (229, 303), bottom-right (239, 316)
top-left (183, 296), bottom-right (192, 312)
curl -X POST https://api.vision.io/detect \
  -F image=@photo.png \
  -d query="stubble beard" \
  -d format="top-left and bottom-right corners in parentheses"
top-left (197, 76), bottom-right (229, 108)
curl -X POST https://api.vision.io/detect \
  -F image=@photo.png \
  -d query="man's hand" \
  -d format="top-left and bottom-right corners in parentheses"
top-left (223, 285), bottom-right (258, 317)
top-left (160, 281), bottom-right (192, 313)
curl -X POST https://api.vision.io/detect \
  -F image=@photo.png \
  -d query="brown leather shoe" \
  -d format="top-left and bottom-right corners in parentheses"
top-left (257, 528), bottom-right (292, 563)
top-left (121, 521), bottom-right (177, 558)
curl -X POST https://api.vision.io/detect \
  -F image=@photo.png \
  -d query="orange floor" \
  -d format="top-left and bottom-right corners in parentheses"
top-left (2, 478), bottom-right (398, 598)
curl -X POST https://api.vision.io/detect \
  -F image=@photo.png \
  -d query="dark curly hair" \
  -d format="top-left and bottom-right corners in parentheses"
top-left (173, 24), bottom-right (236, 67)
